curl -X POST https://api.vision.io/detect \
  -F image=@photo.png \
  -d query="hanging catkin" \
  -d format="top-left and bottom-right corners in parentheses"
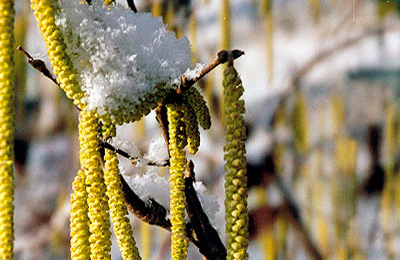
top-left (223, 62), bottom-right (249, 260)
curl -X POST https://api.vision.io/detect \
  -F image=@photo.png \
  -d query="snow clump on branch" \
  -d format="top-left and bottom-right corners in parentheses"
top-left (56, 0), bottom-right (194, 123)
top-left (122, 170), bottom-right (220, 225)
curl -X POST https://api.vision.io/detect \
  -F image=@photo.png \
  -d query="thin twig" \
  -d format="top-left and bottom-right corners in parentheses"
top-left (184, 161), bottom-right (227, 260)
top-left (155, 104), bottom-right (171, 157)
top-left (99, 138), bottom-right (170, 167)
top-left (177, 49), bottom-right (244, 94)
top-left (17, 46), bottom-right (59, 87)
top-left (276, 24), bottom-right (399, 105)
top-left (126, 0), bottom-right (137, 12)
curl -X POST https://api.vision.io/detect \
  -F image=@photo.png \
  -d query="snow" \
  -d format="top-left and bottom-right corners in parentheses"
top-left (121, 169), bottom-right (220, 224)
top-left (56, 0), bottom-right (194, 117)
top-left (183, 63), bottom-right (206, 81)
top-left (144, 136), bottom-right (169, 165)
top-left (108, 137), bottom-right (142, 161)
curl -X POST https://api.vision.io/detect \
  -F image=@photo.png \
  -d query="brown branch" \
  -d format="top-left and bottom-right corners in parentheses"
top-left (120, 161), bottom-right (226, 260)
top-left (184, 161), bottom-right (227, 260)
top-left (126, 0), bottom-right (137, 12)
top-left (120, 173), bottom-right (203, 254)
top-left (17, 46), bottom-right (59, 87)
top-left (99, 138), bottom-right (170, 167)
top-left (155, 104), bottom-right (171, 157)
top-left (120, 174), bottom-right (172, 229)
top-left (280, 24), bottom-right (399, 100)
top-left (177, 49), bottom-right (244, 94)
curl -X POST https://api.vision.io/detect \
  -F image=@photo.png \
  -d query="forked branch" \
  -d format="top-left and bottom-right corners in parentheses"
top-left (120, 160), bottom-right (227, 260)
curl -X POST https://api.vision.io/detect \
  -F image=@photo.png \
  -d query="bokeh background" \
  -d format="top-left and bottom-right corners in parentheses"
top-left (12, 0), bottom-right (400, 259)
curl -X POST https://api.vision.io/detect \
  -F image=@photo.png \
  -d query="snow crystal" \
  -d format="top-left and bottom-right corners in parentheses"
top-left (56, 0), bottom-right (194, 115)
top-left (183, 63), bottom-right (206, 81)
top-left (144, 136), bottom-right (169, 165)
top-left (108, 137), bottom-right (142, 163)
top-left (122, 170), bottom-right (220, 224)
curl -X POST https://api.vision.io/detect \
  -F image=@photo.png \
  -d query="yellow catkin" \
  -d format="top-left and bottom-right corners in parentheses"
top-left (336, 138), bottom-right (357, 175)
top-left (333, 137), bottom-right (357, 239)
top-left (0, 1), bottom-right (15, 258)
top-left (183, 87), bottom-right (211, 130)
top-left (377, 0), bottom-right (398, 19)
top-left (102, 121), bottom-right (142, 260)
top-left (261, 228), bottom-right (276, 260)
top-left (30, 0), bottom-right (85, 110)
top-left (14, 1), bottom-right (29, 120)
top-left (292, 93), bottom-right (310, 153)
top-left (220, 0), bottom-right (231, 51)
top-left (104, 0), bottom-right (115, 5)
top-left (382, 103), bottom-right (396, 249)
top-left (223, 65), bottom-right (249, 260)
top-left (103, 84), bottom-right (172, 126)
top-left (330, 94), bottom-right (345, 136)
top-left (261, 0), bottom-right (273, 83)
top-left (70, 170), bottom-right (90, 260)
top-left (219, 0), bottom-right (230, 122)
top-left (273, 103), bottom-right (286, 174)
top-left (151, 0), bottom-right (162, 17)
top-left (384, 102), bottom-right (395, 178)
top-left (167, 103), bottom-right (188, 260)
top-left (165, 1), bottom-right (174, 31)
top-left (140, 222), bottom-right (151, 260)
top-left (310, 0), bottom-right (320, 22)
top-left (182, 102), bottom-right (200, 155)
top-left (79, 110), bottom-right (111, 260)
top-left (188, 11), bottom-right (197, 63)
top-left (315, 181), bottom-right (329, 256)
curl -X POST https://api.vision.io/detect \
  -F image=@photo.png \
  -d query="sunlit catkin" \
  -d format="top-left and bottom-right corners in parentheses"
top-left (0, 1), bottom-right (15, 258)
top-left (102, 120), bottom-right (141, 260)
top-left (292, 93), bottom-right (310, 153)
top-left (182, 102), bottom-right (200, 155)
top-left (15, 1), bottom-right (29, 120)
top-left (188, 11), bottom-right (198, 63)
top-left (70, 170), bottom-right (90, 260)
top-left (79, 110), bottom-right (111, 260)
top-left (223, 64), bottom-right (249, 260)
top-left (261, 0), bottom-right (274, 83)
top-left (30, 0), bottom-right (85, 110)
top-left (151, 0), bottom-right (162, 17)
top-left (183, 87), bottom-right (211, 130)
top-left (333, 137), bottom-right (357, 238)
top-left (167, 103), bottom-right (188, 260)
top-left (220, 0), bottom-right (231, 51)
top-left (310, 0), bottom-right (320, 23)
top-left (104, 0), bottom-right (115, 5)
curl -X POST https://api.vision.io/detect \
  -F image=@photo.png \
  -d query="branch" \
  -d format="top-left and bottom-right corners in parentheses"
top-left (155, 104), bottom-right (171, 157)
top-left (99, 138), bottom-right (170, 167)
top-left (126, 0), bottom-right (137, 13)
top-left (177, 49), bottom-right (244, 94)
top-left (120, 161), bottom-right (227, 260)
top-left (275, 24), bottom-right (399, 105)
top-left (120, 174), bottom-right (171, 229)
top-left (184, 161), bottom-right (227, 260)
top-left (17, 46), bottom-right (59, 87)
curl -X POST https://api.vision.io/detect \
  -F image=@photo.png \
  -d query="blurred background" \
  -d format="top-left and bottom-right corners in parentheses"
top-left (13, 0), bottom-right (400, 259)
